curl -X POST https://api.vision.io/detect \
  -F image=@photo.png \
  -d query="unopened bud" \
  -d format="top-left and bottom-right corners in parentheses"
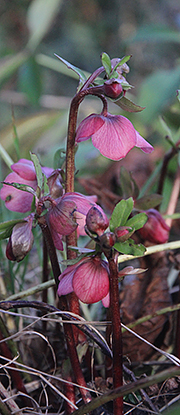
top-left (99, 232), bottom-right (116, 249)
top-left (47, 170), bottom-right (64, 199)
top-left (104, 79), bottom-right (123, 100)
top-left (115, 226), bottom-right (134, 242)
top-left (6, 215), bottom-right (34, 262)
top-left (138, 209), bottom-right (170, 244)
top-left (86, 206), bottom-right (109, 236)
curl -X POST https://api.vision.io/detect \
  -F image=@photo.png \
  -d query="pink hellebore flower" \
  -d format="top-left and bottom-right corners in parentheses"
top-left (58, 255), bottom-right (110, 304)
top-left (47, 192), bottom-right (99, 250)
top-left (0, 159), bottom-right (53, 213)
top-left (60, 192), bottom-right (98, 237)
top-left (75, 112), bottom-right (153, 161)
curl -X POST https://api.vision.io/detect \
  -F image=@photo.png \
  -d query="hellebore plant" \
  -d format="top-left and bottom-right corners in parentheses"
top-left (0, 52), bottom-right (157, 415)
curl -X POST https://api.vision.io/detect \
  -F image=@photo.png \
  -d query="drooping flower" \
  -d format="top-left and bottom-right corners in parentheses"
top-left (75, 112), bottom-right (153, 161)
top-left (59, 192), bottom-right (98, 237)
top-left (46, 192), bottom-right (99, 250)
top-left (0, 159), bottom-right (54, 213)
top-left (137, 209), bottom-right (170, 244)
top-left (58, 255), bottom-right (110, 304)
top-left (6, 214), bottom-right (34, 262)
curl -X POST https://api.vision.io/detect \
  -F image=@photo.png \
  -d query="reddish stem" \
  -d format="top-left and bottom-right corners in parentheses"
top-left (38, 216), bottom-right (91, 405)
top-left (107, 255), bottom-right (123, 415)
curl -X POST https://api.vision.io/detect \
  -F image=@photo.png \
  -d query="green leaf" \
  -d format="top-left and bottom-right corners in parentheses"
top-left (138, 66), bottom-right (180, 123)
top-left (127, 25), bottom-right (180, 44)
top-left (113, 55), bottom-right (131, 70)
top-left (135, 194), bottom-right (163, 210)
top-left (126, 213), bottom-right (148, 231)
top-left (101, 52), bottom-right (112, 77)
top-left (18, 57), bottom-right (42, 105)
top-left (54, 54), bottom-right (87, 86)
top-left (0, 52), bottom-right (28, 87)
top-left (114, 239), bottom-right (146, 256)
top-left (0, 219), bottom-right (26, 241)
top-left (120, 167), bottom-right (139, 200)
top-left (53, 148), bottom-right (66, 169)
top-left (27, 0), bottom-right (63, 51)
top-left (2, 182), bottom-right (37, 197)
top-left (115, 96), bottom-right (145, 112)
top-left (30, 153), bottom-right (43, 189)
top-left (110, 197), bottom-right (134, 232)
top-left (177, 90), bottom-right (180, 103)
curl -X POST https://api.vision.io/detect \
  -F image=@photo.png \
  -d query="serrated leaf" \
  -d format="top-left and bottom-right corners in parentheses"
top-left (126, 212), bottom-right (147, 231)
top-left (110, 198), bottom-right (134, 232)
top-left (30, 152), bottom-right (43, 189)
top-left (135, 194), bottom-right (163, 210)
top-left (114, 239), bottom-right (146, 256)
top-left (101, 52), bottom-right (112, 77)
top-left (115, 96), bottom-right (145, 112)
top-left (54, 54), bottom-right (87, 85)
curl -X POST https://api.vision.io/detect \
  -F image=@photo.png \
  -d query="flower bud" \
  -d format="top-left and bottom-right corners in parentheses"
top-left (104, 79), bottom-right (123, 99)
top-left (86, 206), bottom-right (109, 236)
top-left (137, 209), bottom-right (170, 244)
top-left (99, 232), bottom-right (116, 249)
top-left (47, 170), bottom-right (64, 199)
top-left (115, 226), bottom-right (134, 242)
top-left (6, 215), bottom-right (34, 262)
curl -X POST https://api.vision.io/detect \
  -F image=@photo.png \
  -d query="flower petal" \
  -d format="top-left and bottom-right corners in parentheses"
top-left (12, 159), bottom-right (36, 181)
top-left (75, 114), bottom-right (104, 143)
top-left (48, 199), bottom-right (77, 236)
top-left (0, 172), bottom-right (36, 212)
top-left (58, 265), bottom-right (75, 296)
top-left (135, 132), bottom-right (154, 154)
top-left (72, 257), bottom-right (109, 304)
top-left (91, 114), bottom-right (136, 160)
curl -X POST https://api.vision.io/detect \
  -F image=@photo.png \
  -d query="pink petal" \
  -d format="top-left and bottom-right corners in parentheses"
top-left (50, 228), bottom-right (64, 251)
top-left (0, 172), bottom-right (37, 212)
top-left (48, 199), bottom-right (77, 236)
top-left (135, 132), bottom-right (154, 154)
top-left (101, 292), bottom-right (110, 308)
top-left (41, 166), bottom-right (54, 178)
top-left (58, 265), bottom-right (75, 296)
top-left (75, 114), bottom-right (104, 143)
top-left (12, 159), bottom-right (36, 181)
top-left (62, 193), bottom-right (97, 215)
top-left (72, 257), bottom-right (109, 304)
top-left (92, 114), bottom-right (136, 160)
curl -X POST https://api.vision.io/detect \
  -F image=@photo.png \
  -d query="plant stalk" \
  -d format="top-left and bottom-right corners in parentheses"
top-left (108, 254), bottom-right (123, 415)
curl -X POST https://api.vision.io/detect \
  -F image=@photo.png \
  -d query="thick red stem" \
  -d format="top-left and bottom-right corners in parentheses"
top-left (108, 256), bottom-right (123, 415)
